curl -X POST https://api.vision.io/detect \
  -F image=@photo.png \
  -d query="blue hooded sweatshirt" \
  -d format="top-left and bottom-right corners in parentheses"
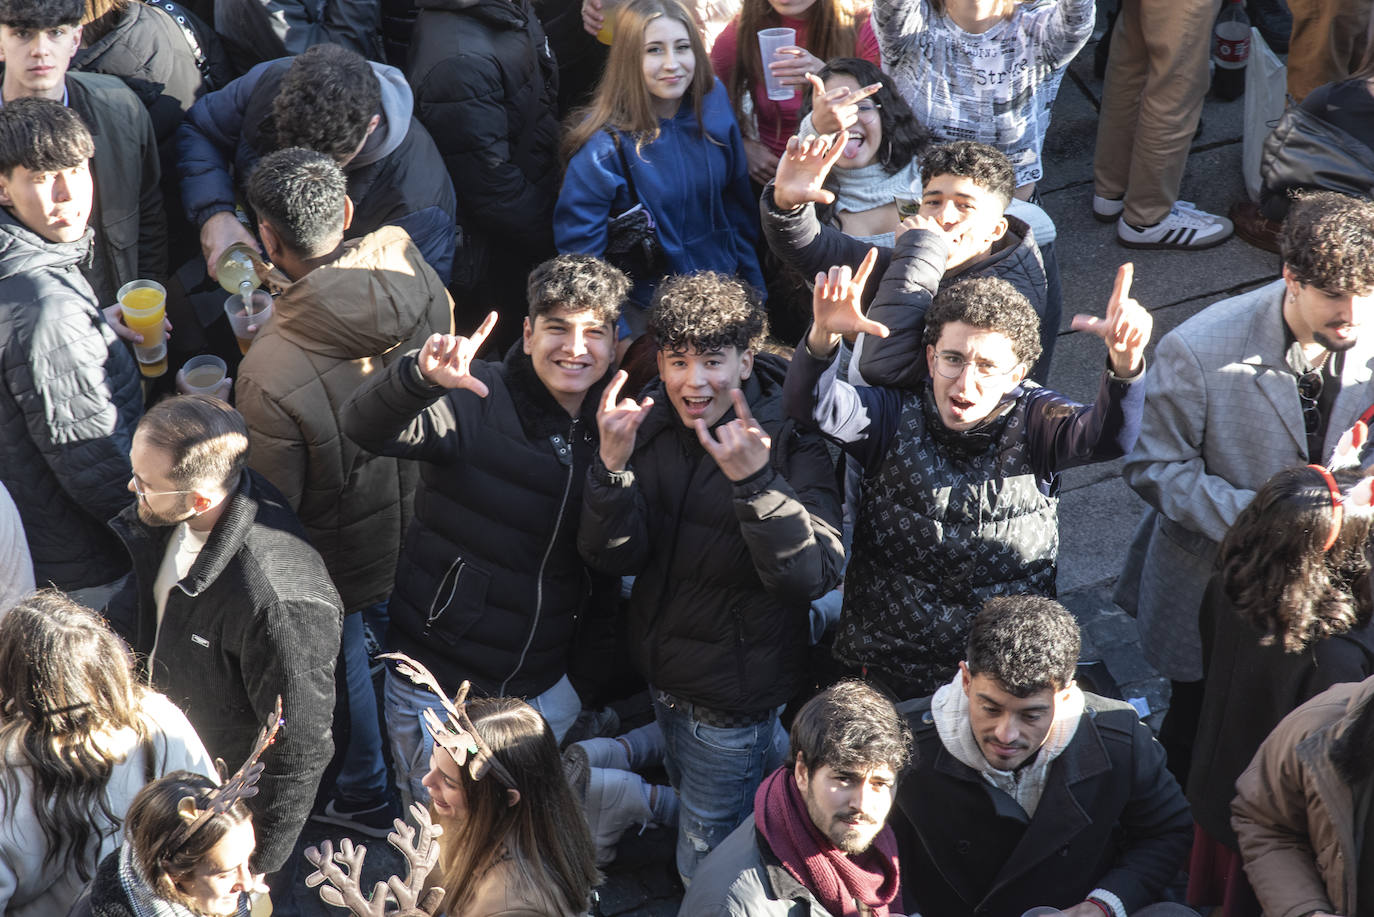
top-left (555, 79), bottom-right (765, 311)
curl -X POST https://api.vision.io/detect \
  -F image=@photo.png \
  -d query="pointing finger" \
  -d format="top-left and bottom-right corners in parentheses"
top-left (731, 388), bottom-right (758, 427)
top-left (602, 369), bottom-right (628, 412)
top-left (853, 246), bottom-right (880, 290)
top-left (470, 310), bottom-right (499, 347)
top-left (1110, 263), bottom-right (1134, 308)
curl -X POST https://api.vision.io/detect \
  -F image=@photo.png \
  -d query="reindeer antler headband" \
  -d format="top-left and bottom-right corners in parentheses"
top-left (165, 696), bottom-right (283, 854)
top-left (379, 653), bottom-right (518, 790)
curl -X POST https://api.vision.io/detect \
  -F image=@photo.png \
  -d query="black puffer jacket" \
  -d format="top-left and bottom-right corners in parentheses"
top-left (407, 0), bottom-right (561, 257)
top-left (0, 211), bottom-right (141, 592)
top-left (215, 0), bottom-right (384, 74)
top-left (73, 1), bottom-right (222, 152)
top-left (107, 471), bottom-right (342, 875)
top-left (579, 354), bottom-right (844, 713)
top-left (342, 345), bottom-right (612, 698)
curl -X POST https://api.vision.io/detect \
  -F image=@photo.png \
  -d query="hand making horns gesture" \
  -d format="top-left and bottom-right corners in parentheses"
top-left (695, 389), bottom-right (773, 482)
top-left (1070, 263), bottom-right (1152, 378)
top-left (416, 311), bottom-right (498, 396)
top-left (597, 370), bottom-right (654, 472)
top-left (807, 247), bottom-right (890, 356)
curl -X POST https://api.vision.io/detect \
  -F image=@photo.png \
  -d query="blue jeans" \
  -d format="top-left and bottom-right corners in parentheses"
top-left (384, 669), bottom-right (581, 807)
top-left (335, 610), bottom-right (388, 803)
top-left (652, 690), bottom-right (788, 885)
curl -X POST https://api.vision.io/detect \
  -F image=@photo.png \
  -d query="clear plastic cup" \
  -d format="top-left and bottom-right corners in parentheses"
top-left (180, 354), bottom-right (228, 398)
top-left (758, 28), bottom-right (797, 101)
top-left (118, 279), bottom-right (168, 378)
top-left (224, 290), bottom-right (273, 355)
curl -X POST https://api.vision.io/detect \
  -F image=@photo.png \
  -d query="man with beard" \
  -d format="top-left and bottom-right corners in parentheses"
top-left (1117, 190), bottom-right (1374, 782)
top-left (106, 395), bottom-right (342, 906)
top-left (679, 680), bottom-right (911, 917)
top-left (891, 596), bottom-right (1194, 917)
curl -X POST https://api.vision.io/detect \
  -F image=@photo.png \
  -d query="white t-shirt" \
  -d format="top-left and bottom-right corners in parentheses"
top-left (150, 522), bottom-right (210, 670)
top-left (872, 0), bottom-right (1095, 187)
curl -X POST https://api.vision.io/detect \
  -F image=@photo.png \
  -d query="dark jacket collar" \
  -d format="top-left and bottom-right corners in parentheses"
top-left (501, 340), bottom-right (611, 442)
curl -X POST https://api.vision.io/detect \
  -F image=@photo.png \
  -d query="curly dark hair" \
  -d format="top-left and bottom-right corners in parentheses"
top-left (922, 276), bottom-right (1042, 367)
top-left (801, 58), bottom-right (931, 175)
top-left (648, 271), bottom-right (767, 354)
top-left (526, 254), bottom-right (630, 328)
top-left (790, 680), bottom-right (913, 778)
top-left (1280, 191), bottom-right (1374, 295)
top-left (919, 142), bottom-right (1015, 209)
top-left (0, 0), bottom-right (81, 27)
top-left (1220, 465), bottom-right (1374, 653)
top-left (272, 44), bottom-right (382, 164)
top-left (246, 147), bottom-right (346, 257)
top-left (966, 596), bottom-right (1080, 697)
top-left (0, 98), bottom-right (93, 175)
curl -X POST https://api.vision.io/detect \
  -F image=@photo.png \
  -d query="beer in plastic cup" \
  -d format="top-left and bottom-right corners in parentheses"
top-left (224, 290), bottom-right (273, 355)
top-left (118, 279), bottom-right (168, 378)
top-left (758, 28), bottom-right (797, 101)
top-left (180, 354), bottom-right (228, 398)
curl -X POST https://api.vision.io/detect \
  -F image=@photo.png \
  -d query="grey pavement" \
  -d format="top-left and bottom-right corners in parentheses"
top-left (290, 28), bottom-right (1279, 917)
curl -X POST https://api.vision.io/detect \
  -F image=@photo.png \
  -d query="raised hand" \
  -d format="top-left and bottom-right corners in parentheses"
top-left (805, 73), bottom-right (881, 134)
top-left (581, 0), bottom-right (603, 36)
top-left (808, 247), bottom-right (888, 356)
top-left (416, 312), bottom-right (498, 395)
top-left (1070, 263), bottom-right (1152, 378)
top-left (773, 134), bottom-right (846, 210)
top-left (695, 389), bottom-right (771, 481)
top-left (598, 370), bottom-right (654, 472)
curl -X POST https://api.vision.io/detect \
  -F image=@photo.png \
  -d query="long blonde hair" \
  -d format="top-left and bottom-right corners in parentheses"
top-left (430, 698), bottom-right (600, 916)
top-left (562, 0), bottom-right (716, 160)
top-left (726, 0), bottom-right (861, 120)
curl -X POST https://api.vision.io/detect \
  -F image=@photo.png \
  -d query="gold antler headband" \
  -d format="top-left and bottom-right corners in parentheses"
top-left (378, 653), bottom-right (518, 790)
top-left (166, 696), bottom-right (283, 853)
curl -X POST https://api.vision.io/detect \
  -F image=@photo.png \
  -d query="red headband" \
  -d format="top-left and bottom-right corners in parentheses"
top-left (1308, 464), bottom-right (1343, 552)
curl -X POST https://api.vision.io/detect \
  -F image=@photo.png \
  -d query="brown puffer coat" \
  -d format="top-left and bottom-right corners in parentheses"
top-left (235, 225), bottom-right (454, 611)
top-left (1231, 676), bottom-right (1374, 917)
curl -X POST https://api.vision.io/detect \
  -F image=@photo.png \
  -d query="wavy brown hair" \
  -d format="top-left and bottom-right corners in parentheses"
top-left (430, 698), bottom-right (600, 916)
top-left (1220, 465), bottom-right (1374, 652)
top-left (726, 0), bottom-right (861, 124)
top-left (562, 0), bottom-right (714, 160)
top-left (0, 590), bottom-right (155, 881)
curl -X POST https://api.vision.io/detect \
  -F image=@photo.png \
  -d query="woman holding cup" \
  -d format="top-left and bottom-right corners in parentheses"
top-left (709, 0), bottom-right (879, 184)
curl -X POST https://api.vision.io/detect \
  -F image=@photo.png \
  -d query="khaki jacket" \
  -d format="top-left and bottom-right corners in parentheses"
top-left (236, 225), bottom-right (453, 611)
top-left (1231, 676), bottom-right (1374, 917)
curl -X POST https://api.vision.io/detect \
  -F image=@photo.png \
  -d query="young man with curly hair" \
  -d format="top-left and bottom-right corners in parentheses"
top-left (1118, 190), bottom-right (1374, 783)
top-left (343, 254), bottom-right (627, 803)
top-left (891, 596), bottom-right (1194, 917)
top-left (178, 43), bottom-right (456, 285)
top-left (785, 237), bottom-right (1151, 700)
top-left (580, 272), bottom-right (844, 883)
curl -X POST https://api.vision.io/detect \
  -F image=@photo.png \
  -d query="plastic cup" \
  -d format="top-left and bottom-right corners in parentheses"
top-left (180, 354), bottom-right (228, 398)
top-left (118, 279), bottom-right (168, 378)
top-left (596, 0), bottom-right (621, 45)
top-left (758, 28), bottom-right (797, 101)
top-left (224, 290), bottom-right (273, 355)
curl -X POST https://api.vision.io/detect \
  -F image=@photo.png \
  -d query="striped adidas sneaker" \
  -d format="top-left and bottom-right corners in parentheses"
top-left (1117, 202), bottom-right (1233, 250)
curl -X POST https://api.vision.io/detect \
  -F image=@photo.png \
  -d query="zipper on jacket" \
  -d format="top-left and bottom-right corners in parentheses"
top-left (425, 556), bottom-right (467, 636)
top-left (500, 420), bottom-right (579, 694)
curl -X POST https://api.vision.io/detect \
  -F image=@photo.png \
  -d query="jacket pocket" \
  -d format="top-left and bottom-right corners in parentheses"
top-left (423, 555), bottom-right (491, 645)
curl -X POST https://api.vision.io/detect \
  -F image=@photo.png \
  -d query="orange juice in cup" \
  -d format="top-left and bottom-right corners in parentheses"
top-left (118, 280), bottom-right (168, 378)
top-left (596, 0), bottom-right (620, 44)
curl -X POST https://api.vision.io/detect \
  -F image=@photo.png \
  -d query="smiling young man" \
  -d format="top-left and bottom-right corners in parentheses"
top-left (680, 680), bottom-right (912, 917)
top-left (784, 239), bottom-right (1150, 699)
top-left (342, 253), bottom-right (627, 805)
top-left (0, 97), bottom-right (143, 598)
top-left (891, 596), bottom-right (1193, 917)
top-left (0, 0), bottom-right (166, 308)
top-left (765, 138), bottom-right (1058, 382)
top-left (580, 271), bottom-right (844, 882)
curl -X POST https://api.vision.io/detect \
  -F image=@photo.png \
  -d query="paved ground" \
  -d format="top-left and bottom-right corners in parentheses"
top-left (287, 23), bottom-right (1282, 916)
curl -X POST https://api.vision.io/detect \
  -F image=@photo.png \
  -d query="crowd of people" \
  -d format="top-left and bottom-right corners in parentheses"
top-left (0, 0), bottom-right (1372, 913)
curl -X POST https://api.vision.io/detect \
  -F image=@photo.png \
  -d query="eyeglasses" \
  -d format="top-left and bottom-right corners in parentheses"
top-left (933, 352), bottom-right (1019, 381)
top-left (855, 101), bottom-right (881, 119)
top-left (130, 476), bottom-right (195, 502)
top-left (1298, 370), bottom-right (1323, 436)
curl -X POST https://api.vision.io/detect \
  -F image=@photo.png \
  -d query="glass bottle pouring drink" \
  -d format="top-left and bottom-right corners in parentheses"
top-left (217, 242), bottom-right (265, 354)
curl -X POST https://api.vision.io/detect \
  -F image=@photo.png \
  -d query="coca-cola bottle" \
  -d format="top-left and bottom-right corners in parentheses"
top-left (1212, 0), bottom-right (1251, 101)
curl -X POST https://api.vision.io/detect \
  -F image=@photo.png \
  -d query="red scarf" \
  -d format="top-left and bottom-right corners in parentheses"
top-left (753, 766), bottom-right (902, 917)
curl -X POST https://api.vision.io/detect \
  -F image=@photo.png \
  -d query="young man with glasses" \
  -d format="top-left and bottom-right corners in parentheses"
top-left (783, 238), bottom-right (1150, 700)
top-left (1118, 190), bottom-right (1374, 782)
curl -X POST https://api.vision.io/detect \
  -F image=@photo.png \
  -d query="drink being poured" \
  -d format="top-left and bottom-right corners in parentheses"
top-left (217, 241), bottom-right (263, 300)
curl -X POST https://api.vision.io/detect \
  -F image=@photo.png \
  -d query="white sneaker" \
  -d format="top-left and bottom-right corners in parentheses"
top-left (1117, 203), bottom-right (1233, 251)
top-left (1092, 194), bottom-right (1123, 223)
